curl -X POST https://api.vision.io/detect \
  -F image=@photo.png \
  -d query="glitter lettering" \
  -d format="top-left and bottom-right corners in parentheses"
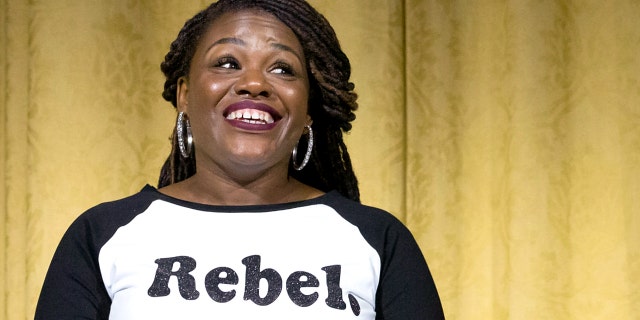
top-left (242, 255), bottom-right (282, 305)
top-left (322, 265), bottom-right (347, 310)
top-left (147, 255), bottom-right (355, 315)
top-left (286, 271), bottom-right (319, 307)
top-left (148, 256), bottom-right (200, 300)
top-left (205, 267), bottom-right (239, 302)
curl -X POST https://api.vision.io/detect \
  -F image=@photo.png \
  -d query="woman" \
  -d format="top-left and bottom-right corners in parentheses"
top-left (35, 0), bottom-right (444, 319)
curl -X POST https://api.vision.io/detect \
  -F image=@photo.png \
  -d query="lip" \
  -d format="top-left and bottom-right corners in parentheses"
top-left (223, 101), bottom-right (283, 131)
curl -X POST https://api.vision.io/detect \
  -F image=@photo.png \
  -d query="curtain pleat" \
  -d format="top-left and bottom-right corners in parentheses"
top-left (315, 0), bottom-right (409, 218)
top-left (3, 0), bottom-right (31, 318)
top-left (403, 1), bottom-right (640, 319)
top-left (2, 1), bottom-right (639, 319)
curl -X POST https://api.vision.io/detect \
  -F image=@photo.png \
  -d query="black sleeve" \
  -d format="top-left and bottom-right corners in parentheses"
top-left (375, 221), bottom-right (445, 320)
top-left (324, 194), bottom-right (445, 319)
top-left (34, 214), bottom-right (111, 319)
top-left (34, 190), bottom-right (153, 319)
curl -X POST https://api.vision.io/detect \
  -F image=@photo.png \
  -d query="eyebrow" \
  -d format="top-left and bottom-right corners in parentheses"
top-left (207, 37), bottom-right (245, 51)
top-left (205, 37), bottom-right (304, 63)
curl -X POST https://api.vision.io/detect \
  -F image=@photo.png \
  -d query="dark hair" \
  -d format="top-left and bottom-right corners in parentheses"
top-left (158, 0), bottom-right (360, 202)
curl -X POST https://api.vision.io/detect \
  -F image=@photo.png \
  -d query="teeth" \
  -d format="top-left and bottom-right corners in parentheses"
top-left (226, 109), bottom-right (274, 124)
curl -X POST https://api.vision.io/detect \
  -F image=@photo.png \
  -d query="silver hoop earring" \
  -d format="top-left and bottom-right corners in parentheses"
top-left (176, 111), bottom-right (193, 158)
top-left (292, 125), bottom-right (313, 171)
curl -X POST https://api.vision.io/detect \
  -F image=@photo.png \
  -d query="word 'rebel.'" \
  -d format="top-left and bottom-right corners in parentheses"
top-left (147, 255), bottom-right (361, 316)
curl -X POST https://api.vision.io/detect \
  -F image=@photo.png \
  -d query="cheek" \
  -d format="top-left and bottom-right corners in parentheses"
top-left (208, 82), bottom-right (226, 93)
top-left (197, 72), bottom-right (231, 95)
top-left (284, 85), bottom-right (310, 111)
top-left (200, 84), bottom-right (227, 105)
top-left (187, 81), bottom-right (230, 113)
top-left (189, 75), bottom-right (229, 100)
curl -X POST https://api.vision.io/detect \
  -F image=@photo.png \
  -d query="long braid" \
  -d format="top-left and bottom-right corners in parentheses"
top-left (158, 126), bottom-right (196, 188)
top-left (158, 0), bottom-right (360, 202)
top-left (157, 6), bottom-right (212, 187)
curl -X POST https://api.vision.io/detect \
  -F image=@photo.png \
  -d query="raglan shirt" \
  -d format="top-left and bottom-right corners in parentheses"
top-left (35, 186), bottom-right (444, 319)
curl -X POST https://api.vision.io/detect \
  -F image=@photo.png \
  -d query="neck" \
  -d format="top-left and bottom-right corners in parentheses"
top-left (160, 165), bottom-right (321, 206)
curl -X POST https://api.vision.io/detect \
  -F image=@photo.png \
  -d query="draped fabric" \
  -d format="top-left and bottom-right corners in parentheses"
top-left (2, 0), bottom-right (639, 319)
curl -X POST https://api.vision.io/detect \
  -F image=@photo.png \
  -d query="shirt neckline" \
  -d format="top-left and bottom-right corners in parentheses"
top-left (141, 184), bottom-right (337, 213)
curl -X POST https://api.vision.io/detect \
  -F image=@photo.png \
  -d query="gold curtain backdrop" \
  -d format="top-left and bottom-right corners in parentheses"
top-left (1, 0), bottom-right (639, 319)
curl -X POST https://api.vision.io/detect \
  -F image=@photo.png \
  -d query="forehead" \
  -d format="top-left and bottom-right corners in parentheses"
top-left (200, 9), bottom-right (303, 52)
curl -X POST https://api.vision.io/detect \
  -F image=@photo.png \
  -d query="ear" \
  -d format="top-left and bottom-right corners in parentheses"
top-left (176, 76), bottom-right (189, 113)
top-left (304, 116), bottom-right (313, 134)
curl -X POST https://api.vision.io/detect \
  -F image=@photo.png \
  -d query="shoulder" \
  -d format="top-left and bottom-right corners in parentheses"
top-left (64, 185), bottom-right (161, 248)
top-left (318, 191), bottom-right (415, 253)
top-left (320, 191), bottom-right (406, 228)
top-left (79, 185), bottom-right (158, 222)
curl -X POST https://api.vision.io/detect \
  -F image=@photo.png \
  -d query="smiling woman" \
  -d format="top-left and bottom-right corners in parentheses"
top-left (165, 10), bottom-right (315, 199)
top-left (156, 1), bottom-right (362, 203)
top-left (33, 0), bottom-right (443, 319)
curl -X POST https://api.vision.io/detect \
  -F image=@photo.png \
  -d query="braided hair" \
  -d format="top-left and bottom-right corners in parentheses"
top-left (158, 0), bottom-right (360, 202)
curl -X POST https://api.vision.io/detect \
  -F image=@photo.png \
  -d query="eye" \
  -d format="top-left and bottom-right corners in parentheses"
top-left (270, 61), bottom-right (295, 76)
top-left (214, 56), bottom-right (240, 69)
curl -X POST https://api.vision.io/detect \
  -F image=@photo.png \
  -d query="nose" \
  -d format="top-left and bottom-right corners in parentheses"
top-left (234, 69), bottom-right (271, 98)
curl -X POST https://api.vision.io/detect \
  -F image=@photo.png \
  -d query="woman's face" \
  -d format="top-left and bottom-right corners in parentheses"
top-left (178, 10), bottom-right (310, 178)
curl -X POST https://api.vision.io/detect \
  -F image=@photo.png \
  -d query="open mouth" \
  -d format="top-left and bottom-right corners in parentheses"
top-left (223, 101), bottom-right (282, 130)
top-left (226, 109), bottom-right (275, 125)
